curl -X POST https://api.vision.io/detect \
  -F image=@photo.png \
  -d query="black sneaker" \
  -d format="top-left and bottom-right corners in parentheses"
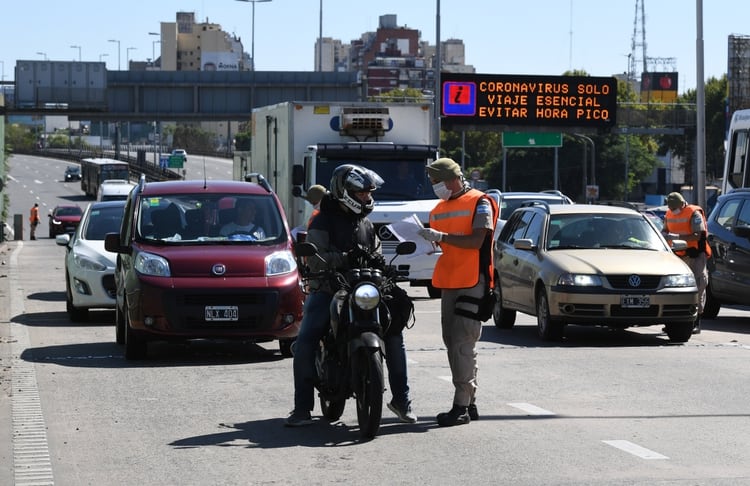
top-left (468, 403), bottom-right (479, 421)
top-left (388, 400), bottom-right (417, 423)
top-left (437, 404), bottom-right (470, 427)
top-left (284, 410), bottom-right (313, 427)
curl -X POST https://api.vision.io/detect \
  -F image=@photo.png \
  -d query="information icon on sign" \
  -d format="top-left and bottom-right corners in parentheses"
top-left (442, 81), bottom-right (476, 116)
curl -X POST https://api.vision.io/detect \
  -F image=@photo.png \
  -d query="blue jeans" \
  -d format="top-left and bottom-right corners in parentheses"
top-left (292, 291), bottom-right (411, 412)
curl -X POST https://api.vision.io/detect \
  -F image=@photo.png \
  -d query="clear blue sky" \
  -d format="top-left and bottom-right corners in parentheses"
top-left (1, 0), bottom-right (745, 94)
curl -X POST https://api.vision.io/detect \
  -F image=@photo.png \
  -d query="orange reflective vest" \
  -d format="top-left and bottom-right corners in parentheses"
top-left (429, 189), bottom-right (498, 289)
top-left (29, 206), bottom-right (40, 225)
top-left (664, 204), bottom-right (712, 258)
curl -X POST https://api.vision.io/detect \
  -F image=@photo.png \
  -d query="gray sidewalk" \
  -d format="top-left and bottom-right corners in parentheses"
top-left (0, 240), bottom-right (15, 485)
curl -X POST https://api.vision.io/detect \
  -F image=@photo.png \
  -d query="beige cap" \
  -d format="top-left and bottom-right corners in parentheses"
top-left (666, 192), bottom-right (686, 210)
top-left (305, 185), bottom-right (326, 204)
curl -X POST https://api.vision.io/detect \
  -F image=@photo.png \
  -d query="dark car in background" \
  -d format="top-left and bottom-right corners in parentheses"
top-left (704, 188), bottom-right (750, 317)
top-left (105, 176), bottom-right (303, 360)
top-left (64, 166), bottom-right (81, 182)
top-left (48, 205), bottom-right (83, 238)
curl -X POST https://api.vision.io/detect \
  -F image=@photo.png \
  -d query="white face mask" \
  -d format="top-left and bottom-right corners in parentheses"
top-left (432, 181), bottom-right (453, 201)
top-left (672, 208), bottom-right (682, 215)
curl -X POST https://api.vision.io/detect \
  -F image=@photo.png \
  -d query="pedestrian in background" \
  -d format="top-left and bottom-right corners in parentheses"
top-left (417, 158), bottom-right (498, 427)
top-left (29, 203), bottom-right (40, 240)
top-left (663, 192), bottom-right (711, 334)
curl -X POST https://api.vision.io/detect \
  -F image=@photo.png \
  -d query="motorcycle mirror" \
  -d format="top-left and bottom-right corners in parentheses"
top-left (294, 241), bottom-right (318, 257)
top-left (395, 241), bottom-right (417, 255)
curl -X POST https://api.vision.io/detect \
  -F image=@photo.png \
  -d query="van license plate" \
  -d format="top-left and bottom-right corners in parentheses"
top-left (621, 295), bottom-right (650, 308)
top-left (205, 306), bottom-right (238, 321)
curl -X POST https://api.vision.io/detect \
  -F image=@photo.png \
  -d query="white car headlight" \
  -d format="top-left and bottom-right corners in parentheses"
top-left (266, 250), bottom-right (297, 276)
top-left (134, 251), bottom-right (171, 277)
top-left (663, 273), bottom-right (696, 288)
top-left (353, 283), bottom-right (380, 310)
top-left (73, 253), bottom-right (108, 272)
top-left (557, 273), bottom-right (603, 287)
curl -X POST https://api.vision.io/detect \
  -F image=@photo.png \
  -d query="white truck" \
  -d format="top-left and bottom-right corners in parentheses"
top-left (235, 101), bottom-right (442, 296)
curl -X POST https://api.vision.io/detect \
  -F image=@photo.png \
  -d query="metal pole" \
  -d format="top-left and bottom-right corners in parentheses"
top-left (695, 0), bottom-right (707, 209)
top-left (318, 0), bottom-right (323, 71)
top-left (108, 40), bottom-right (121, 70)
top-left (434, 0), bottom-right (442, 150)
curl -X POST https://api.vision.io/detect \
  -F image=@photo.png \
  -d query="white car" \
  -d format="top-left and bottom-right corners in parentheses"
top-left (171, 149), bottom-right (188, 161)
top-left (56, 200), bottom-right (126, 322)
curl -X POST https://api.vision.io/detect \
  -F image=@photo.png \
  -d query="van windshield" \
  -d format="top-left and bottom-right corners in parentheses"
top-left (136, 193), bottom-right (287, 244)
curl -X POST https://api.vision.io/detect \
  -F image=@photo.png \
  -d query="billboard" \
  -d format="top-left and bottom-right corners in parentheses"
top-left (201, 52), bottom-right (241, 71)
top-left (639, 72), bottom-right (678, 103)
top-left (441, 72), bottom-right (617, 130)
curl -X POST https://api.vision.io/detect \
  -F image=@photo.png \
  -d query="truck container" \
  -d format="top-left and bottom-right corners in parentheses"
top-left (237, 101), bottom-right (442, 295)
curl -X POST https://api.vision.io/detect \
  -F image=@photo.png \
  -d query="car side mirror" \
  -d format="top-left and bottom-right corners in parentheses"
top-left (734, 225), bottom-right (750, 238)
top-left (104, 232), bottom-right (129, 254)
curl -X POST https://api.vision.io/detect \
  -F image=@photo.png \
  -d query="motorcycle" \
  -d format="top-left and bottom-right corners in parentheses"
top-left (294, 240), bottom-right (416, 439)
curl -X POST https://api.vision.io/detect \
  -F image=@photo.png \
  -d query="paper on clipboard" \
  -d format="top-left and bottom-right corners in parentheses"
top-left (385, 214), bottom-right (437, 257)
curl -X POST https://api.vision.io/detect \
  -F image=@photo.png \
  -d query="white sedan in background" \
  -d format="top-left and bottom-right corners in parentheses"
top-left (56, 200), bottom-right (126, 322)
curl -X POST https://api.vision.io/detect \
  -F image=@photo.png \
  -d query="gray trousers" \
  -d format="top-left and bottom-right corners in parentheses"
top-left (439, 275), bottom-right (485, 407)
top-left (682, 253), bottom-right (708, 314)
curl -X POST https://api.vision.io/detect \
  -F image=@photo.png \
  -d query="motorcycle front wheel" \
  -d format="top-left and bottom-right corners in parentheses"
top-left (320, 396), bottom-right (346, 421)
top-left (355, 348), bottom-right (384, 439)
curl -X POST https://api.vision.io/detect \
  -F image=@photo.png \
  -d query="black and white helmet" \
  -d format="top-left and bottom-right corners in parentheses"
top-left (329, 164), bottom-right (384, 216)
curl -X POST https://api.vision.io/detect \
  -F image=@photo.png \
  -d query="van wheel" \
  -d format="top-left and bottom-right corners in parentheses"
top-left (115, 303), bottom-right (126, 345)
top-left (279, 338), bottom-right (294, 358)
top-left (124, 299), bottom-right (148, 360)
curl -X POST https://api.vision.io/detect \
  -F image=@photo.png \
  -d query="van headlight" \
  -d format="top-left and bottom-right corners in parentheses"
top-left (134, 251), bottom-right (171, 277)
top-left (353, 283), bottom-right (380, 310)
top-left (266, 250), bottom-right (297, 276)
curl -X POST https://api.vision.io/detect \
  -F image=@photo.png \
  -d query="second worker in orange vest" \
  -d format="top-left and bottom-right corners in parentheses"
top-left (418, 158), bottom-right (498, 427)
top-left (663, 192), bottom-right (711, 334)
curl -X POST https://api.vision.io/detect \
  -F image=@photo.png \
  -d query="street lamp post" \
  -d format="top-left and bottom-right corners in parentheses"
top-left (36, 52), bottom-right (48, 60)
top-left (126, 47), bottom-right (137, 69)
top-left (148, 32), bottom-right (160, 65)
top-left (235, 0), bottom-right (272, 71)
top-left (70, 45), bottom-right (81, 62)
top-left (108, 39), bottom-right (121, 70)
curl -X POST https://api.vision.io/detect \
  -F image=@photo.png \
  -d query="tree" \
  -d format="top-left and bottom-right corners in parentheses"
top-left (660, 75), bottom-right (727, 183)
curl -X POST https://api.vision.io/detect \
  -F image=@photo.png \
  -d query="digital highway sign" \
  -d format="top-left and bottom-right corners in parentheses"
top-left (441, 73), bottom-right (618, 130)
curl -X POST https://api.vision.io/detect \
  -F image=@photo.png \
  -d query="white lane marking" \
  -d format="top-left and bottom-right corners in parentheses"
top-left (438, 375), bottom-right (452, 382)
top-left (602, 440), bottom-right (669, 460)
top-left (507, 402), bottom-right (556, 416)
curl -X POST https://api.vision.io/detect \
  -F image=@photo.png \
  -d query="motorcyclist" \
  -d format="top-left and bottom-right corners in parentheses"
top-left (285, 164), bottom-right (417, 427)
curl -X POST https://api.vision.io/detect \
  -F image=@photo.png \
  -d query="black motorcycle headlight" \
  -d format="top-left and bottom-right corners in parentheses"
top-left (353, 283), bottom-right (380, 311)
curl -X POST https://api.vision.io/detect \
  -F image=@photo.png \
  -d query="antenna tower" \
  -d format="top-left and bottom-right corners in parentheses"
top-left (629, 0), bottom-right (646, 82)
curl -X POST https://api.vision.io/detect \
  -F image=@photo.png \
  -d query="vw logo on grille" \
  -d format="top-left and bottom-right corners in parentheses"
top-left (211, 263), bottom-right (227, 276)
top-left (628, 274), bottom-right (642, 287)
top-left (378, 225), bottom-right (394, 240)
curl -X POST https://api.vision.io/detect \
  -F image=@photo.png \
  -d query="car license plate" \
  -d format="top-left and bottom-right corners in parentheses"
top-left (205, 305), bottom-right (238, 321)
top-left (621, 295), bottom-right (650, 308)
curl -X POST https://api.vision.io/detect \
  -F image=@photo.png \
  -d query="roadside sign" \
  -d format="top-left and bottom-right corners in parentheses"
top-left (168, 156), bottom-right (184, 169)
top-left (503, 132), bottom-right (562, 148)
